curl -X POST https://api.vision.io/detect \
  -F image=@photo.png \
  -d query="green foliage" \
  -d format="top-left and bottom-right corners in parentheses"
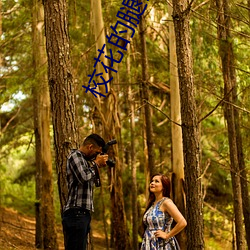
top-left (204, 205), bottom-right (233, 249)
top-left (0, 139), bottom-right (35, 215)
top-left (2, 180), bottom-right (36, 216)
top-left (205, 238), bottom-right (231, 250)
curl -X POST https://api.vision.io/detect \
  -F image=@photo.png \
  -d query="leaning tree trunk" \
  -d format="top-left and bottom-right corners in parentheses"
top-left (216, 0), bottom-right (246, 248)
top-left (168, 3), bottom-right (186, 249)
top-left (43, 0), bottom-right (78, 211)
top-left (32, 1), bottom-right (58, 249)
top-left (91, 0), bottom-right (130, 249)
top-left (172, 0), bottom-right (204, 249)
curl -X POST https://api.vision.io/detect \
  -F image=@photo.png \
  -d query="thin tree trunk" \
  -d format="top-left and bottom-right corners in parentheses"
top-left (235, 113), bottom-right (250, 248)
top-left (232, 218), bottom-right (236, 250)
top-left (139, 1), bottom-right (155, 178)
top-left (127, 41), bottom-right (138, 250)
top-left (172, 0), bottom-right (204, 249)
top-left (130, 96), bottom-right (138, 250)
top-left (216, 0), bottom-right (246, 248)
top-left (100, 185), bottom-right (109, 250)
top-left (32, 1), bottom-right (58, 249)
top-left (43, 0), bottom-right (78, 211)
top-left (168, 3), bottom-right (186, 250)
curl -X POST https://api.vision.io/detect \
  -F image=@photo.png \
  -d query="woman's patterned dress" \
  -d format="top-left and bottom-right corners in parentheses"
top-left (141, 198), bottom-right (180, 250)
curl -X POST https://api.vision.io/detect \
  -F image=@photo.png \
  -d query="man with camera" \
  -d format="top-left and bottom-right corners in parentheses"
top-left (62, 134), bottom-right (108, 250)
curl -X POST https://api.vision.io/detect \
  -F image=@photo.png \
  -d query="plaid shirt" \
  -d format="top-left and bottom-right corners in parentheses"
top-left (64, 149), bottom-right (96, 212)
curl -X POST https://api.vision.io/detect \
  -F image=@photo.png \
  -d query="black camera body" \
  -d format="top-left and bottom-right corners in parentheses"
top-left (101, 139), bottom-right (117, 168)
top-left (93, 139), bottom-right (117, 187)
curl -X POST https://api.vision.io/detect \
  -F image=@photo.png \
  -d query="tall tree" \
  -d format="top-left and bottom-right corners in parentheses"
top-left (172, 0), bottom-right (204, 249)
top-left (127, 41), bottom-right (138, 250)
top-left (168, 3), bottom-right (186, 249)
top-left (32, 0), bottom-right (58, 249)
top-left (91, 0), bottom-right (130, 249)
top-left (43, 0), bottom-right (78, 210)
top-left (139, 1), bottom-right (155, 179)
top-left (216, 0), bottom-right (247, 248)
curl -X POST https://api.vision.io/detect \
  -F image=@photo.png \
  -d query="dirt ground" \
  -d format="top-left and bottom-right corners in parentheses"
top-left (0, 207), bottom-right (108, 250)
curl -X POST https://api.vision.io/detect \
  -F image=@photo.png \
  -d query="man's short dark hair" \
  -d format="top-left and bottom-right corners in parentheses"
top-left (83, 134), bottom-right (105, 148)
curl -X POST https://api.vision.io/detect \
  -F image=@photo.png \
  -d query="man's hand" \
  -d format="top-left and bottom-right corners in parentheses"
top-left (94, 154), bottom-right (108, 167)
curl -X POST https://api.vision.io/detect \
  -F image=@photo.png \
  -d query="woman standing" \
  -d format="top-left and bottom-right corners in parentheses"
top-left (141, 173), bottom-right (187, 250)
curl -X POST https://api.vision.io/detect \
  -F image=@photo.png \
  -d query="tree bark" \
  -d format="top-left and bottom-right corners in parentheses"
top-left (139, 1), bottom-right (155, 179)
top-left (235, 112), bottom-right (250, 249)
top-left (100, 184), bottom-right (109, 250)
top-left (32, 1), bottom-right (58, 249)
top-left (91, 1), bottom-right (130, 249)
top-left (172, 0), bottom-right (204, 249)
top-left (216, 0), bottom-right (246, 248)
top-left (168, 3), bottom-right (186, 249)
top-left (43, 0), bottom-right (78, 210)
top-left (127, 42), bottom-right (138, 250)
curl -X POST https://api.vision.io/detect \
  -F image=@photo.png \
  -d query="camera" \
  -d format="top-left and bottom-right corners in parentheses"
top-left (101, 139), bottom-right (117, 168)
top-left (93, 139), bottom-right (117, 187)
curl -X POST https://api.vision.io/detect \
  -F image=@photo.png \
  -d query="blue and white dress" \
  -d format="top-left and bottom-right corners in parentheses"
top-left (141, 198), bottom-right (180, 250)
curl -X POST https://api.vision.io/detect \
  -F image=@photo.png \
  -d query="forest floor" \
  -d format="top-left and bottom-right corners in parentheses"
top-left (0, 207), bottom-right (108, 250)
top-left (0, 206), bottom-right (233, 250)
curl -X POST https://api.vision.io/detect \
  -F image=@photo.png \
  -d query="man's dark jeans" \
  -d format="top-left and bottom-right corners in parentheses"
top-left (62, 208), bottom-right (91, 250)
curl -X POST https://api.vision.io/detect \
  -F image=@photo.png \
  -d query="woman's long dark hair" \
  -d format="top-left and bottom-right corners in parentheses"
top-left (142, 173), bottom-right (171, 233)
top-left (145, 173), bottom-right (171, 212)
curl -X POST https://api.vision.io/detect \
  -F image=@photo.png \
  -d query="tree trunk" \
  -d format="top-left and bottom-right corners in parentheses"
top-left (168, 3), bottom-right (186, 250)
top-left (43, 0), bottom-right (78, 211)
top-left (91, 1), bottom-right (130, 249)
top-left (33, 0), bottom-right (43, 246)
top-left (100, 185), bottom-right (109, 250)
top-left (32, 1), bottom-right (58, 249)
top-left (139, 1), bottom-right (155, 178)
top-left (235, 111), bottom-right (250, 248)
top-left (172, 0), bottom-right (204, 249)
top-left (216, 0), bottom-right (246, 248)
top-left (127, 42), bottom-right (138, 250)
top-left (130, 96), bottom-right (138, 250)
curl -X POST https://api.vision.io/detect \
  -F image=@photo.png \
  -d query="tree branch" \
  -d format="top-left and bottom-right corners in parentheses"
top-left (1, 107), bottom-right (21, 135)
top-left (143, 99), bottom-right (182, 127)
